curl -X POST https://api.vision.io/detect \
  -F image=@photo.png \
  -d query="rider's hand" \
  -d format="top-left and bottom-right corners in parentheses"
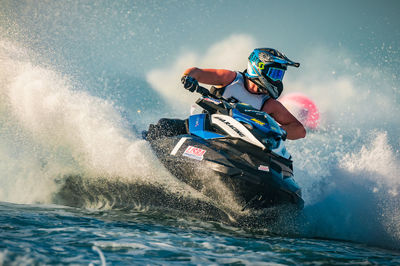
top-left (181, 75), bottom-right (199, 92)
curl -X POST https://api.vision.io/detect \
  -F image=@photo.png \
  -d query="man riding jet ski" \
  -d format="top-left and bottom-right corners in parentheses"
top-left (144, 48), bottom-right (305, 210)
top-left (182, 48), bottom-right (305, 140)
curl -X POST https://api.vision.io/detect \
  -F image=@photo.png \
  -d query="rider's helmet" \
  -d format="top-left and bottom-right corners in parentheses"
top-left (245, 48), bottom-right (300, 99)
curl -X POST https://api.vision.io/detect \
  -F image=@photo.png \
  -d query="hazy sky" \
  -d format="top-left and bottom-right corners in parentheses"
top-left (1, 0), bottom-right (399, 77)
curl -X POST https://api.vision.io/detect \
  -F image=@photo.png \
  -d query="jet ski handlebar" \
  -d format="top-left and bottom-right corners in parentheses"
top-left (194, 85), bottom-right (213, 97)
top-left (181, 75), bottom-right (219, 98)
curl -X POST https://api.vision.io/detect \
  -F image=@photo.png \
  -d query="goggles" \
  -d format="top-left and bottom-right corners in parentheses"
top-left (264, 67), bottom-right (285, 81)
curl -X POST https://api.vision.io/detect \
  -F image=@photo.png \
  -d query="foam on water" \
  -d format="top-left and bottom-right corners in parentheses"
top-left (293, 131), bottom-right (400, 249)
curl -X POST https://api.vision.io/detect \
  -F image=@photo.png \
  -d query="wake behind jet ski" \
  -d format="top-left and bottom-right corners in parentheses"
top-left (144, 85), bottom-right (304, 211)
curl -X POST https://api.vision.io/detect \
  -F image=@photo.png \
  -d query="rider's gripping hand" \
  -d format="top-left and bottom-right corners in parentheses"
top-left (181, 75), bottom-right (199, 92)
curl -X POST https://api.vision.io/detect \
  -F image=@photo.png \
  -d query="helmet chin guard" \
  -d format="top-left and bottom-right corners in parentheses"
top-left (245, 48), bottom-right (299, 99)
top-left (256, 80), bottom-right (283, 99)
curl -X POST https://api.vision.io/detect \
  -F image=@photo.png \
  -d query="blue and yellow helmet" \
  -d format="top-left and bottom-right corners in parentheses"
top-left (245, 48), bottom-right (300, 99)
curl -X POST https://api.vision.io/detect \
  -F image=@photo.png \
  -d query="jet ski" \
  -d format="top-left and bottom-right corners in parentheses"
top-left (144, 85), bottom-right (304, 211)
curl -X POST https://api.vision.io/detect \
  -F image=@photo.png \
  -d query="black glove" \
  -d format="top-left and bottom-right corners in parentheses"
top-left (181, 75), bottom-right (199, 92)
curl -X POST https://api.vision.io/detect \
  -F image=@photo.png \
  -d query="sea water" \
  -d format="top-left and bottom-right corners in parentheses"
top-left (1, 202), bottom-right (399, 265)
top-left (1, 1), bottom-right (400, 264)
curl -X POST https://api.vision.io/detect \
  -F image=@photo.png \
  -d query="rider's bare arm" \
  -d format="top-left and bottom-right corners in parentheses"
top-left (263, 99), bottom-right (306, 140)
top-left (183, 67), bottom-right (236, 87)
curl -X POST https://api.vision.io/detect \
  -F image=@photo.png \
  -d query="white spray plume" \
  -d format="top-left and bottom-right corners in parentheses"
top-left (0, 40), bottom-right (199, 204)
top-left (146, 34), bottom-right (256, 108)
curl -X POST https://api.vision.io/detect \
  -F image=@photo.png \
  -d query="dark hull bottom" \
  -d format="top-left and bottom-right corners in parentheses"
top-left (147, 132), bottom-right (304, 211)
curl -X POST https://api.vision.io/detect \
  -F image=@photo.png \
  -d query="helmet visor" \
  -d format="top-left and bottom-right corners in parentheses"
top-left (264, 67), bottom-right (285, 81)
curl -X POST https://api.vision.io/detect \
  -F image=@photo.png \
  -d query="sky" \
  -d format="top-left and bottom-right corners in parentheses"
top-left (1, 0), bottom-right (399, 77)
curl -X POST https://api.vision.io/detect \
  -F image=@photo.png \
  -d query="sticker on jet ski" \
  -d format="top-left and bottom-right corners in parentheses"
top-left (182, 145), bottom-right (206, 161)
top-left (211, 114), bottom-right (265, 149)
top-left (203, 97), bottom-right (222, 105)
top-left (170, 137), bottom-right (188, 155)
top-left (258, 165), bottom-right (270, 172)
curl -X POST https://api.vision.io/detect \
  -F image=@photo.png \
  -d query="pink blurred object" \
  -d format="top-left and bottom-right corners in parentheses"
top-left (279, 93), bottom-right (320, 130)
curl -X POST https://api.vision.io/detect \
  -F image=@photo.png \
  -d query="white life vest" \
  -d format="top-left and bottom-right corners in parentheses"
top-left (221, 72), bottom-right (270, 110)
